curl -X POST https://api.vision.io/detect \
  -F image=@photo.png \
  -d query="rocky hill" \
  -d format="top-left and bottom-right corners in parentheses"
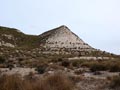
top-left (39, 25), bottom-right (94, 52)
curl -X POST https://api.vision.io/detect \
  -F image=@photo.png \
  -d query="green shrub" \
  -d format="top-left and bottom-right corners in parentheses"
top-left (6, 64), bottom-right (14, 70)
top-left (0, 56), bottom-right (5, 64)
top-left (61, 61), bottom-right (70, 67)
top-left (90, 63), bottom-right (108, 72)
top-left (35, 66), bottom-right (46, 74)
top-left (72, 61), bottom-right (80, 67)
top-left (110, 65), bottom-right (120, 72)
top-left (58, 58), bottom-right (63, 62)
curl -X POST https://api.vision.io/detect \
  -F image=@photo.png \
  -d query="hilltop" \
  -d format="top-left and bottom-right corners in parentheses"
top-left (39, 25), bottom-right (94, 51)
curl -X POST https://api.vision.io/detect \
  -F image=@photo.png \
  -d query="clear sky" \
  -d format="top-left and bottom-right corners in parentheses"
top-left (0, 0), bottom-right (120, 54)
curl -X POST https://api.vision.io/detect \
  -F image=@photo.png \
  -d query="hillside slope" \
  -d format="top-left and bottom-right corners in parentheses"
top-left (0, 26), bottom-right (40, 48)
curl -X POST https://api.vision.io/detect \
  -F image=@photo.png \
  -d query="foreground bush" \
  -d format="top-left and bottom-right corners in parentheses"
top-left (45, 73), bottom-right (73, 90)
top-left (0, 73), bottom-right (74, 90)
top-left (0, 74), bottom-right (24, 90)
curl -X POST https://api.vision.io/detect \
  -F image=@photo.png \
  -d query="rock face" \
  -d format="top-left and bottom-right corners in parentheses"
top-left (39, 25), bottom-right (94, 51)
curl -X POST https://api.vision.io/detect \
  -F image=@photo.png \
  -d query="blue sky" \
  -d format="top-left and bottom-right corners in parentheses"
top-left (0, 0), bottom-right (120, 54)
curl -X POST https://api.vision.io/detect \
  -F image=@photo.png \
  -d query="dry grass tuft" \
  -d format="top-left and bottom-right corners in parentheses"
top-left (0, 73), bottom-right (74, 90)
top-left (45, 73), bottom-right (73, 90)
top-left (0, 74), bottom-right (25, 90)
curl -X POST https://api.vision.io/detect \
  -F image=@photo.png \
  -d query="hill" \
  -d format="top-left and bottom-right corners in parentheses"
top-left (0, 25), bottom-right (118, 62)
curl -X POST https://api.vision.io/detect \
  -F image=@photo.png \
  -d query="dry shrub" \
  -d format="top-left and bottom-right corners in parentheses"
top-left (0, 74), bottom-right (25, 90)
top-left (25, 79), bottom-right (49, 90)
top-left (0, 73), bottom-right (74, 90)
top-left (109, 76), bottom-right (120, 89)
top-left (45, 73), bottom-right (73, 90)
